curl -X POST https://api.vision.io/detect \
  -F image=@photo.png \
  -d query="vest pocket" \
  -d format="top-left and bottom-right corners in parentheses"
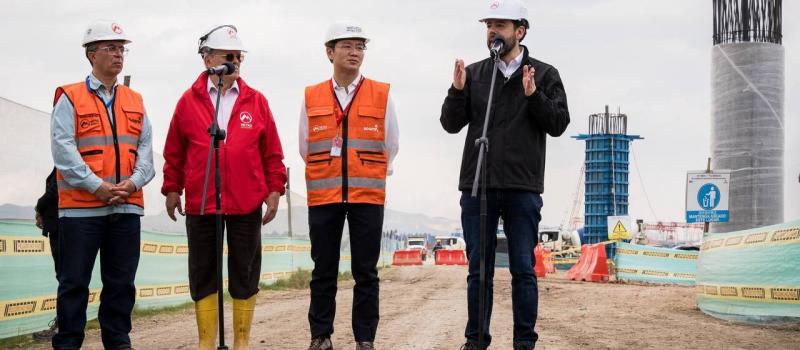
top-left (307, 151), bottom-right (333, 166)
top-left (76, 113), bottom-right (103, 135)
top-left (356, 151), bottom-right (387, 165)
top-left (123, 106), bottom-right (144, 135)
top-left (80, 150), bottom-right (104, 175)
top-left (127, 149), bottom-right (138, 173)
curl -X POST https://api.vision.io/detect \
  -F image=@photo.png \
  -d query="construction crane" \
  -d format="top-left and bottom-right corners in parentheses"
top-left (560, 165), bottom-right (585, 232)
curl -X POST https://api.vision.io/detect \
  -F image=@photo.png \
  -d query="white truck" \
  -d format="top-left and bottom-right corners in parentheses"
top-left (406, 237), bottom-right (428, 261)
top-left (539, 229), bottom-right (581, 252)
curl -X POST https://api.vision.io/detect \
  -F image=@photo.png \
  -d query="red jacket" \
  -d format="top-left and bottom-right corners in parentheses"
top-left (162, 73), bottom-right (287, 215)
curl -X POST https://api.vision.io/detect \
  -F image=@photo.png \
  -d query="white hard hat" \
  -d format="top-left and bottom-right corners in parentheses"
top-left (198, 25), bottom-right (246, 54)
top-left (82, 20), bottom-right (131, 47)
top-left (479, 0), bottom-right (529, 27)
top-left (325, 21), bottom-right (370, 45)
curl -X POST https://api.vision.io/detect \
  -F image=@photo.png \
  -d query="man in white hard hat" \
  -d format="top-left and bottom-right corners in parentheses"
top-left (50, 20), bottom-right (155, 349)
top-left (440, 0), bottom-right (569, 349)
top-left (300, 21), bottom-right (399, 350)
top-left (162, 24), bottom-right (287, 350)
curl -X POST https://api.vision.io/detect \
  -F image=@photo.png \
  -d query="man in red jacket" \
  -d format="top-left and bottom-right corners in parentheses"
top-left (161, 25), bottom-right (287, 350)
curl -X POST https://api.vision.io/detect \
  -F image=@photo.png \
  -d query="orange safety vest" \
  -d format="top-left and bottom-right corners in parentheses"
top-left (304, 77), bottom-right (389, 206)
top-left (53, 80), bottom-right (145, 209)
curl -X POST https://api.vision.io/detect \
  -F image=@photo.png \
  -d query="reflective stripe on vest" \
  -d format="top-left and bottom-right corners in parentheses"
top-left (304, 78), bottom-right (390, 206)
top-left (307, 176), bottom-right (386, 191)
top-left (53, 81), bottom-right (145, 209)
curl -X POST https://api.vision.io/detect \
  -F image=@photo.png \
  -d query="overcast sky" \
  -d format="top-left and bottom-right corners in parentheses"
top-left (0, 0), bottom-right (797, 227)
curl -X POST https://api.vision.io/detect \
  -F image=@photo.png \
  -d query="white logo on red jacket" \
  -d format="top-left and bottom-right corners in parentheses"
top-left (240, 112), bottom-right (253, 129)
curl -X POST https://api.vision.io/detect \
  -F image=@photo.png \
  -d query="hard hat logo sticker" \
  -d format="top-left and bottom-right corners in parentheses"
top-left (490, 1), bottom-right (500, 10)
top-left (227, 27), bottom-right (237, 39)
top-left (111, 23), bottom-right (123, 34)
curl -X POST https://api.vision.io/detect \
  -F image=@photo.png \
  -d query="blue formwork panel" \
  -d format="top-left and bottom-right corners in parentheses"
top-left (573, 133), bottom-right (642, 253)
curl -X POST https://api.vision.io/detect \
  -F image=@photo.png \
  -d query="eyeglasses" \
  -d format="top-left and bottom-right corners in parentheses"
top-left (336, 43), bottom-right (367, 52)
top-left (96, 45), bottom-right (129, 56)
top-left (211, 53), bottom-right (245, 62)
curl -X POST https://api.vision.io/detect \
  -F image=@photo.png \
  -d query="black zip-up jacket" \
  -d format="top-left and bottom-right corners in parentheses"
top-left (440, 46), bottom-right (570, 194)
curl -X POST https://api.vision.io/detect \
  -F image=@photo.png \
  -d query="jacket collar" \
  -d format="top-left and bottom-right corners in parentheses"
top-left (191, 72), bottom-right (251, 100)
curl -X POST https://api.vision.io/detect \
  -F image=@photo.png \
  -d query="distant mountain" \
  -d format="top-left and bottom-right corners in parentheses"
top-left (0, 204), bottom-right (35, 220)
top-left (140, 190), bottom-right (460, 236)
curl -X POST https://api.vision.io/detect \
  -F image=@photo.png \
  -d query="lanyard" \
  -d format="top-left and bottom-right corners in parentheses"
top-left (85, 75), bottom-right (116, 109)
top-left (330, 76), bottom-right (365, 127)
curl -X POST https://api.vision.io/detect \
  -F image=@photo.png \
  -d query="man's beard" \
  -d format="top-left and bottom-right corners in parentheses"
top-left (488, 35), bottom-right (518, 57)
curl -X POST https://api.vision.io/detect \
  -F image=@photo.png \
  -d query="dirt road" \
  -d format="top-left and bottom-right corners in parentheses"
top-left (24, 266), bottom-right (800, 349)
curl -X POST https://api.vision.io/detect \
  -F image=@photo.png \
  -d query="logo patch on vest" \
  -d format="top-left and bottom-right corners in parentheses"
top-left (312, 125), bottom-right (328, 133)
top-left (78, 114), bottom-right (101, 131)
top-left (240, 112), bottom-right (253, 129)
top-left (363, 124), bottom-right (379, 133)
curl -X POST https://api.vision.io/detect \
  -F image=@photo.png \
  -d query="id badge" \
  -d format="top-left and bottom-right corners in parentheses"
top-left (330, 136), bottom-right (343, 157)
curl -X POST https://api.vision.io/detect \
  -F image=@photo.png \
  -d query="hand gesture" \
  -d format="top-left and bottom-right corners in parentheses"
top-left (453, 59), bottom-right (466, 90)
top-left (522, 64), bottom-right (536, 96)
top-left (110, 179), bottom-right (136, 204)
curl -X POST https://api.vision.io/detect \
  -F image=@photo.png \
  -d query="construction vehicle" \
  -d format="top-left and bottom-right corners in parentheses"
top-left (539, 228), bottom-right (581, 253)
top-left (405, 236), bottom-right (428, 261)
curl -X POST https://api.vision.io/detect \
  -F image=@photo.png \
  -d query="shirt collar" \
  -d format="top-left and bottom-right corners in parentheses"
top-left (207, 77), bottom-right (239, 94)
top-left (331, 74), bottom-right (362, 92)
top-left (87, 73), bottom-right (117, 93)
top-left (500, 50), bottom-right (524, 70)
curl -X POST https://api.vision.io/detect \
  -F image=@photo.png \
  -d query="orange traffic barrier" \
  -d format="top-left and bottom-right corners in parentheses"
top-left (435, 249), bottom-right (467, 265)
top-left (392, 249), bottom-right (423, 266)
top-left (566, 244), bottom-right (590, 280)
top-left (533, 245), bottom-right (547, 278)
top-left (567, 244), bottom-right (609, 282)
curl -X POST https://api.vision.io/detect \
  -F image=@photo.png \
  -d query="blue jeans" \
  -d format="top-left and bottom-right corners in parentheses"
top-left (52, 214), bottom-right (141, 350)
top-left (461, 190), bottom-right (542, 348)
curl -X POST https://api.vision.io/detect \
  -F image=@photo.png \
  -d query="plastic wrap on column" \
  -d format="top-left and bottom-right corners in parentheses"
top-left (710, 43), bottom-right (784, 233)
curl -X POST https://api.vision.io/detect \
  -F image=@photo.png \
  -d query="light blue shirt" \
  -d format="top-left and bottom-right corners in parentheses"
top-left (51, 73), bottom-right (155, 218)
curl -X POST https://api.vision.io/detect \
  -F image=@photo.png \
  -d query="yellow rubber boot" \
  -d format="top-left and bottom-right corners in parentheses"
top-left (195, 294), bottom-right (218, 350)
top-left (233, 295), bottom-right (257, 350)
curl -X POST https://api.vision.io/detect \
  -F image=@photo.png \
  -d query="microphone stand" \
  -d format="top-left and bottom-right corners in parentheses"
top-left (470, 49), bottom-right (501, 350)
top-left (200, 71), bottom-right (228, 350)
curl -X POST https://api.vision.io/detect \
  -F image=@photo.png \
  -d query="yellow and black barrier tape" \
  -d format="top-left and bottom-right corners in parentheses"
top-left (615, 268), bottom-right (696, 280)
top-left (616, 247), bottom-right (698, 260)
top-left (0, 289), bottom-right (100, 322)
top-left (701, 228), bottom-right (800, 252)
top-left (697, 283), bottom-right (800, 304)
top-left (0, 235), bottom-right (51, 256)
top-left (0, 269), bottom-right (329, 322)
top-left (0, 236), bottom-right (311, 257)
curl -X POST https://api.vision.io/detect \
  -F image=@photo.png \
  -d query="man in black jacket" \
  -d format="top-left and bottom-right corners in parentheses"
top-left (33, 168), bottom-right (60, 340)
top-left (440, 1), bottom-right (569, 349)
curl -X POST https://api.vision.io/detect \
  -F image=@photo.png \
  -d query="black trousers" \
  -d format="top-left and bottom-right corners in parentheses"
top-left (308, 203), bottom-right (384, 342)
top-left (186, 208), bottom-right (262, 301)
top-left (53, 214), bottom-right (140, 350)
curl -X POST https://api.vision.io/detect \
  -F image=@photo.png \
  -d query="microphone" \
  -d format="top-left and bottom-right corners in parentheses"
top-left (206, 62), bottom-right (236, 75)
top-left (490, 37), bottom-right (505, 57)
